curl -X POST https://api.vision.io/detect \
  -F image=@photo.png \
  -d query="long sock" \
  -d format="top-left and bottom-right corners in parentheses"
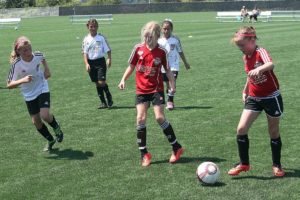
top-left (167, 90), bottom-right (174, 102)
top-left (160, 120), bottom-right (181, 151)
top-left (237, 135), bottom-right (249, 165)
top-left (271, 137), bottom-right (282, 167)
top-left (37, 123), bottom-right (55, 142)
top-left (137, 124), bottom-right (148, 157)
top-left (103, 84), bottom-right (112, 102)
top-left (48, 115), bottom-right (59, 129)
top-left (96, 86), bottom-right (106, 104)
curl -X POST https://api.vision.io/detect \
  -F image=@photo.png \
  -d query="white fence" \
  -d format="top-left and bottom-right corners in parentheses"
top-left (0, 7), bottom-right (59, 18)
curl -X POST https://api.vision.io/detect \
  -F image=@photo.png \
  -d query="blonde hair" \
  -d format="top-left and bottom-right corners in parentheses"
top-left (231, 26), bottom-right (257, 44)
top-left (141, 21), bottom-right (161, 49)
top-left (10, 36), bottom-right (31, 64)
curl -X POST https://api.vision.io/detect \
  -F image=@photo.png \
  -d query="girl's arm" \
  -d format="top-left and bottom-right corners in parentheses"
top-left (106, 50), bottom-right (112, 68)
top-left (248, 62), bottom-right (274, 78)
top-left (165, 67), bottom-right (176, 93)
top-left (118, 64), bottom-right (135, 90)
top-left (42, 59), bottom-right (51, 79)
top-left (83, 53), bottom-right (90, 72)
top-left (179, 52), bottom-right (190, 70)
top-left (7, 75), bottom-right (33, 89)
top-left (242, 78), bottom-right (249, 103)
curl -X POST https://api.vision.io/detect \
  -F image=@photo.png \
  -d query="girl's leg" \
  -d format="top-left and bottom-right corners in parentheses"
top-left (136, 103), bottom-right (148, 158)
top-left (98, 80), bottom-right (113, 107)
top-left (31, 113), bottom-right (55, 151)
top-left (236, 109), bottom-right (260, 165)
top-left (96, 81), bottom-right (107, 108)
top-left (40, 108), bottom-right (63, 142)
top-left (153, 105), bottom-right (183, 163)
top-left (228, 109), bottom-right (260, 176)
top-left (267, 115), bottom-right (284, 172)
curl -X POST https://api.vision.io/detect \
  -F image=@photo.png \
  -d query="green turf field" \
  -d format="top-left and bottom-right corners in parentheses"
top-left (0, 12), bottom-right (299, 200)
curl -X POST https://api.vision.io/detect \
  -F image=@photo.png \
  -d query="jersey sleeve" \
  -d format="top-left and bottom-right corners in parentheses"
top-left (258, 48), bottom-right (272, 63)
top-left (128, 45), bottom-right (139, 66)
top-left (176, 37), bottom-right (183, 53)
top-left (7, 63), bottom-right (19, 82)
top-left (102, 35), bottom-right (111, 53)
top-left (82, 37), bottom-right (89, 54)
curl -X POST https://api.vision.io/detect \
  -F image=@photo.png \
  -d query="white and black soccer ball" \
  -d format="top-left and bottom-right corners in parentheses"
top-left (196, 162), bottom-right (220, 185)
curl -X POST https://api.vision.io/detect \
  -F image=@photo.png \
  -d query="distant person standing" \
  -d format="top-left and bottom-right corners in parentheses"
top-left (240, 6), bottom-right (249, 22)
top-left (158, 19), bottom-right (190, 110)
top-left (7, 36), bottom-right (64, 152)
top-left (249, 6), bottom-right (260, 22)
top-left (82, 19), bottom-right (113, 109)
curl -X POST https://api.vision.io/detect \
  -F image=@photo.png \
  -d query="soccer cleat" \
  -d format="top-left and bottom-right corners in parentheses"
top-left (98, 103), bottom-right (108, 109)
top-left (228, 163), bottom-right (251, 176)
top-left (169, 148), bottom-right (184, 163)
top-left (272, 165), bottom-right (285, 177)
top-left (53, 124), bottom-right (64, 143)
top-left (166, 102), bottom-right (174, 110)
top-left (141, 153), bottom-right (152, 167)
top-left (43, 140), bottom-right (56, 152)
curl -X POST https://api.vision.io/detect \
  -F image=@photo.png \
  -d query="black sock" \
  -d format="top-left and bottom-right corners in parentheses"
top-left (160, 120), bottom-right (181, 151)
top-left (103, 84), bottom-right (112, 102)
top-left (137, 124), bottom-right (148, 157)
top-left (48, 115), bottom-right (59, 129)
top-left (167, 90), bottom-right (174, 102)
top-left (237, 135), bottom-right (249, 165)
top-left (96, 86), bottom-right (106, 104)
top-left (271, 137), bottom-right (282, 167)
top-left (37, 123), bottom-right (54, 142)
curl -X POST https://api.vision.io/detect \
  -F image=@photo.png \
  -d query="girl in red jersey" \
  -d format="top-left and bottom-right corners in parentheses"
top-left (118, 21), bottom-right (184, 167)
top-left (228, 26), bottom-right (285, 177)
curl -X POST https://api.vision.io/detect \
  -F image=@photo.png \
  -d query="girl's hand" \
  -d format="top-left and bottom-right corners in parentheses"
top-left (118, 80), bottom-right (125, 90)
top-left (22, 75), bottom-right (33, 83)
top-left (86, 64), bottom-right (90, 72)
top-left (44, 68), bottom-right (51, 79)
top-left (248, 68), bottom-right (261, 78)
top-left (106, 58), bottom-right (111, 68)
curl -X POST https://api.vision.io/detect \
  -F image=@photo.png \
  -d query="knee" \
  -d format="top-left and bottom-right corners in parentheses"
top-left (237, 125), bottom-right (248, 135)
top-left (155, 116), bottom-right (165, 124)
top-left (97, 81), bottom-right (106, 87)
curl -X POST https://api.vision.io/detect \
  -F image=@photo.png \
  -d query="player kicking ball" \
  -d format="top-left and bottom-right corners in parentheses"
top-left (118, 21), bottom-right (184, 167)
top-left (228, 26), bottom-right (285, 177)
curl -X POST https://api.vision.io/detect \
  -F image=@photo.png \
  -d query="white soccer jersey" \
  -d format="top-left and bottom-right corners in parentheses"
top-left (158, 35), bottom-right (183, 72)
top-left (7, 52), bottom-right (49, 101)
top-left (82, 33), bottom-right (111, 60)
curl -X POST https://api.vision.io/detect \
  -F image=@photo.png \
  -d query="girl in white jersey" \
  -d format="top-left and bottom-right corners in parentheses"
top-left (82, 19), bottom-right (113, 109)
top-left (7, 36), bottom-right (64, 152)
top-left (158, 19), bottom-right (190, 110)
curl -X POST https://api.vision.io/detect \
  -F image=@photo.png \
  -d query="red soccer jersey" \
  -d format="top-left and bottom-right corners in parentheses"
top-left (128, 43), bottom-right (168, 94)
top-left (244, 46), bottom-right (280, 97)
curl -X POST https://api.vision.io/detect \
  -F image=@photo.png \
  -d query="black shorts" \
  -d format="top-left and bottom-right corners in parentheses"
top-left (163, 71), bottom-right (179, 82)
top-left (244, 94), bottom-right (284, 117)
top-left (26, 92), bottom-right (51, 115)
top-left (135, 92), bottom-right (165, 106)
top-left (88, 57), bottom-right (107, 82)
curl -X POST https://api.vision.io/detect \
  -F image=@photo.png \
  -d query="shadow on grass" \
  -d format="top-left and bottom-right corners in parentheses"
top-left (174, 106), bottom-right (213, 110)
top-left (45, 148), bottom-right (94, 160)
top-left (108, 106), bottom-right (135, 110)
top-left (151, 156), bottom-right (226, 165)
top-left (231, 168), bottom-right (300, 180)
top-left (199, 181), bottom-right (227, 187)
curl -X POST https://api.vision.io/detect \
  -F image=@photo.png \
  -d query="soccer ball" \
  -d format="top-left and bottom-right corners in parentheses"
top-left (196, 162), bottom-right (220, 185)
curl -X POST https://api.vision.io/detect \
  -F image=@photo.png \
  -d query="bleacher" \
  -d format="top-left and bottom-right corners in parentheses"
top-left (0, 18), bottom-right (21, 29)
top-left (70, 14), bottom-right (113, 24)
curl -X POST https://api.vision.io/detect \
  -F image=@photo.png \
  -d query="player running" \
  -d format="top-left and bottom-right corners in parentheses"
top-left (7, 36), bottom-right (64, 152)
top-left (82, 19), bottom-right (113, 109)
top-left (118, 21), bottom-right (184, 167)
top-left (228, 26), bottom-right (285, 177)
top-left (158, 19), bottom-right (190, 110)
